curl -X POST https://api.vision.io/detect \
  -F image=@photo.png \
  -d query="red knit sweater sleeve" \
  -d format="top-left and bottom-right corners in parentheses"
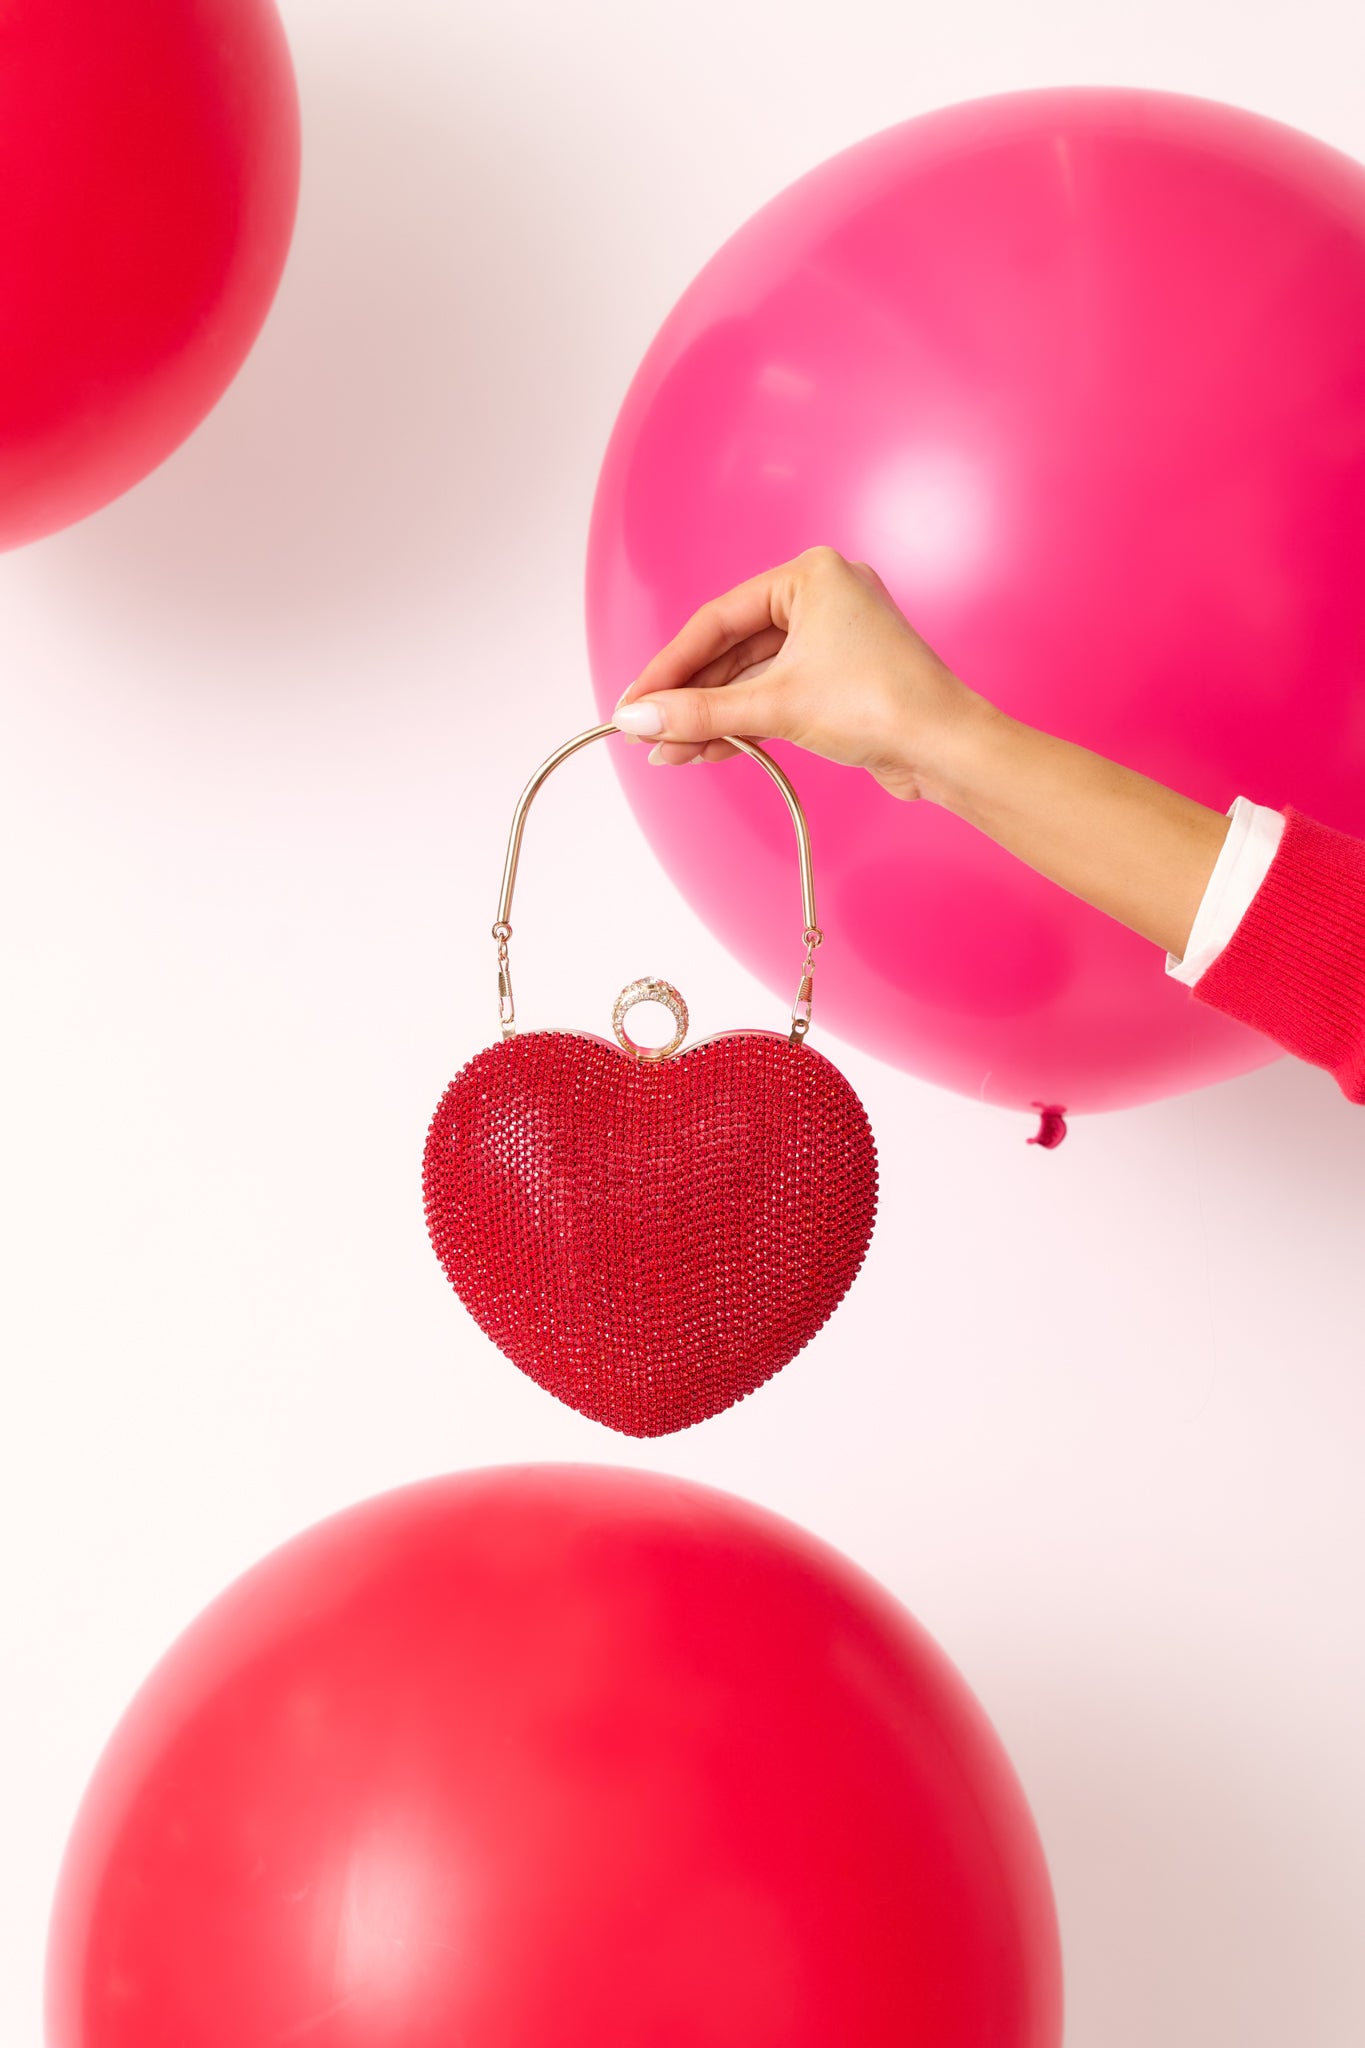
top-left (1192, 808), bottom-right (1365, 1102)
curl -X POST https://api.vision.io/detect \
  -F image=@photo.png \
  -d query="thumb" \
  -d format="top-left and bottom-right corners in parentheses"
top-left (612, 662), bottom-right (784, 747)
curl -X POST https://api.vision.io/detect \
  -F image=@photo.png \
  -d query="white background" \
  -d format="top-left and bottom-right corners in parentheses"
top-left (5, 1), bottom-right (1365, 2041)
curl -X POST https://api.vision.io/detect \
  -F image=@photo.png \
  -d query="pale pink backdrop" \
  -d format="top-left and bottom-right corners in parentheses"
top-left (3, 3), bottom-right (1365, 2044)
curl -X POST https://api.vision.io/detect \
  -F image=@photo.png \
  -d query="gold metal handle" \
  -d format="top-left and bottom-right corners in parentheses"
top-left (492, 723), bottom-right (823, 1047)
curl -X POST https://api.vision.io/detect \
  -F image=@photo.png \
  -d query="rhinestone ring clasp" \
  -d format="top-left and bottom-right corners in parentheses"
top-left (612, 978), bottom-right (689, 1061)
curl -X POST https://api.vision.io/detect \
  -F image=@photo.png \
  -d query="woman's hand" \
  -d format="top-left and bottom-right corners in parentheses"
top-left (611, 545), bottom-right (995, 804)
top-left (613, 545), bottom-right (1231, 959)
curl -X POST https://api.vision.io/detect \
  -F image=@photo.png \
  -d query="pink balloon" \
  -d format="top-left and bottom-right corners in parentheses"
top-left (586, 89), bottom-right (1365, 1115)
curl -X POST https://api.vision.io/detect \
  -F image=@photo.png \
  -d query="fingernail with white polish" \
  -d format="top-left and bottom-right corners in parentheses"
top-left (613, 699), bottom-right (664, 737)
top-left (647, 744), bottom-right (666, 765)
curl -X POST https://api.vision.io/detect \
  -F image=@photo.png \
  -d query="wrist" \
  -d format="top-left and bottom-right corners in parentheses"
top-left (912, 693), bottom-right (1016, 814)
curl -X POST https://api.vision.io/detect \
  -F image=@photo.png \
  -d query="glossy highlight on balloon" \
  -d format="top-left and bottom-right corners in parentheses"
top-left (587, 88), bottom-right (1365, 1114)
top-left (46, 1466), bottom-right (1062, 2048)
top-left (0, 0), bottom-right (300, 550)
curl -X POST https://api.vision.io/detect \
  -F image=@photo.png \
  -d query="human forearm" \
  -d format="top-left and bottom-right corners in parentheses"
top-left (926, 706), bottom-right (1232, 960)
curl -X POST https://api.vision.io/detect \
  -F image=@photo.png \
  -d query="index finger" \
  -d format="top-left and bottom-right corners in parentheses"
top-left (620, 560), bottom-right (800, 703)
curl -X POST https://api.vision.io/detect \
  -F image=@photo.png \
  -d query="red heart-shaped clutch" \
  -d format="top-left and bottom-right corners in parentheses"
top-left (423, 726), bottom-right (878, 1436)
top-left (425, 1025), bottom-right (877, 1436)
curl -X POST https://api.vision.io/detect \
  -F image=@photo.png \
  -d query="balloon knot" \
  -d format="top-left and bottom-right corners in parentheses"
top-left (1028, 1104), bottom-right (1068, 1150)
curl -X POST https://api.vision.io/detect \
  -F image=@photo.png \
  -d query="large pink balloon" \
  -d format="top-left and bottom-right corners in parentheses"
top-left (586, 89), bottom-right (1365, 1115)
top-left (47, 1466), bottom-right (1062, 2047)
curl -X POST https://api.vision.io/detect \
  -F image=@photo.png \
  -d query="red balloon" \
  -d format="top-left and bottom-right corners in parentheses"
top-left (47, 1467), bottom-right (1062, 2047)
top-left (586, 89), bottom-right (1365, 1114)
top-left (0, 0), bottom-right (299, 550)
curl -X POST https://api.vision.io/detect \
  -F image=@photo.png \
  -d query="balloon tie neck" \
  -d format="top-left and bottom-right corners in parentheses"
top-left (1027, 1104), bottom-right (1068, 1150)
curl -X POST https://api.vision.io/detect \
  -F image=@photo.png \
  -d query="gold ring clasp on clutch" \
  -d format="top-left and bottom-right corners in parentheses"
top-left (612, 978), bottom-right (689, 1060)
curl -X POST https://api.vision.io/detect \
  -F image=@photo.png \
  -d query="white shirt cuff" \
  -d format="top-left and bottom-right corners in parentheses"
top-left (1165, 798), bottom-right (1285, 987)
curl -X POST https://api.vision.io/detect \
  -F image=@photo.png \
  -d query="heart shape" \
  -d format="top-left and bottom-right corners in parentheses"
top-left (424, 1029), bottom-right (877, 1436)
